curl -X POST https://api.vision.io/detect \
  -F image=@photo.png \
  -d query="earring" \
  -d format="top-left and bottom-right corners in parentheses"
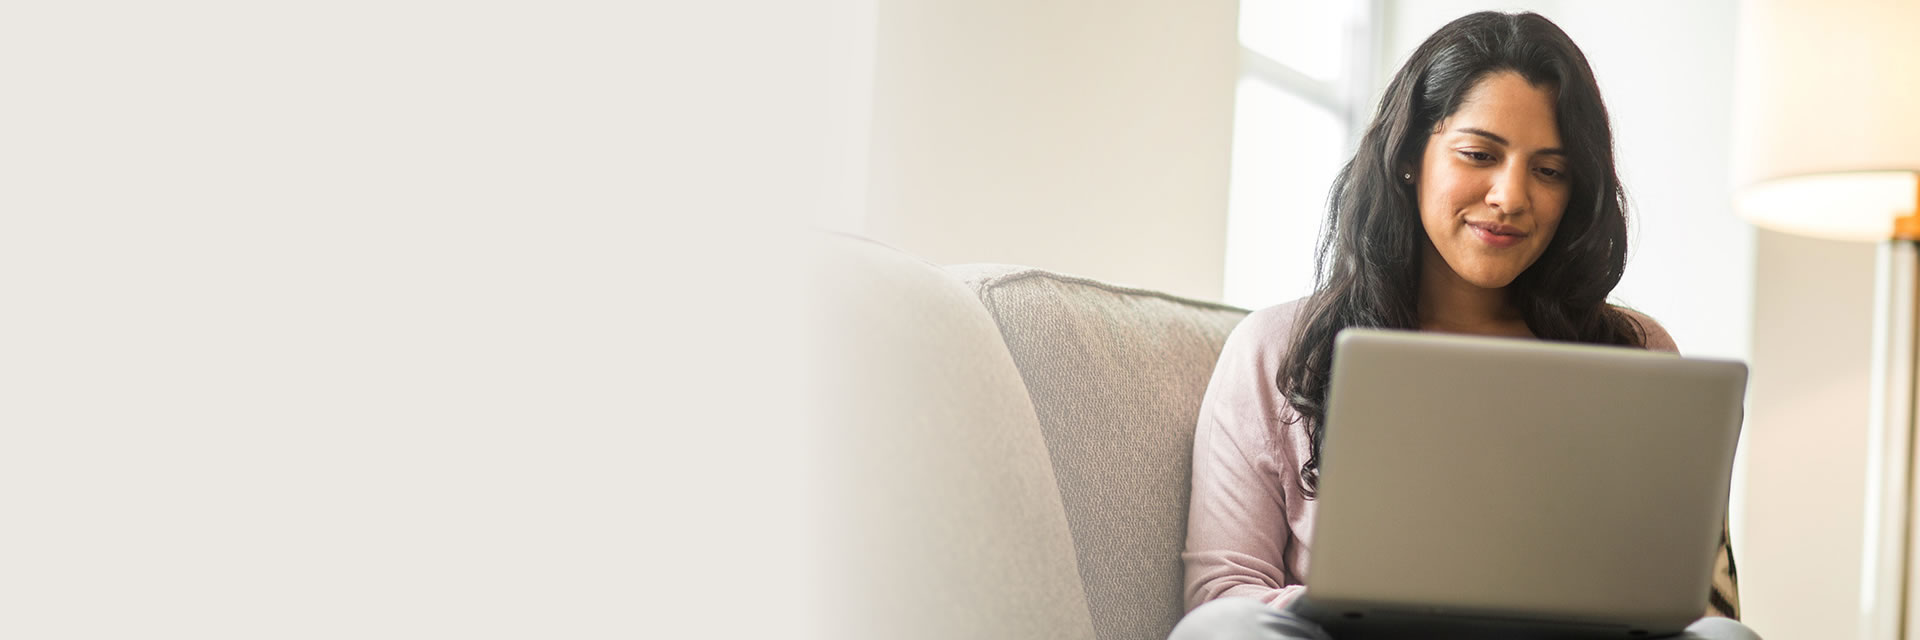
top-left (1402, 172), bottom-right (1413, 182)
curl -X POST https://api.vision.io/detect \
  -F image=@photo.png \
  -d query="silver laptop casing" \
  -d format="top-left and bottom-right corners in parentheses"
top-left (1298, 329), bottom-right (1747, 639)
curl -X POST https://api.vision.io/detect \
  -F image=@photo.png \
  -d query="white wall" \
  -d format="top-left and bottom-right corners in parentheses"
top-left (12, 2), bottom-right (845, 638)
top-left (817, 0), bottom-right (878, 235)
top-left (1744, 230), bottom-right (1878, 639)
top-left (864, 0), bottom-right (1239, 302)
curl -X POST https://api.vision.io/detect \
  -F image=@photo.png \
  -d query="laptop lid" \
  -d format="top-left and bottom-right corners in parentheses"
top-left (1298, 328), bottom-right (1748, 638)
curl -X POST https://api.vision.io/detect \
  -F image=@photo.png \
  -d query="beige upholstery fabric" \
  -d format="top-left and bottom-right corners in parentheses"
top-left (808, 234), bottom-right (1096, 640)
top-left (951, 264), bottom-right (1249, 640)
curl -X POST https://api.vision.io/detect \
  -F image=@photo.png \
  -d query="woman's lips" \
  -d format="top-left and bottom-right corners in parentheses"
top-left (1467, 220), bottom-right (1527, 248)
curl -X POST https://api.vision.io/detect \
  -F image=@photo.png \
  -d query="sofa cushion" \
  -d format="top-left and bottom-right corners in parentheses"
top-left (950, 264), bottom-right (1249, 640)
top-left (808, 234), bottom-right (1096, 640)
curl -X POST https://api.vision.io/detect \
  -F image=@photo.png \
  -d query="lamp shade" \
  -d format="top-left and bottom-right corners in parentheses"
top-left (1731, 0), bottom-right (1920, 242)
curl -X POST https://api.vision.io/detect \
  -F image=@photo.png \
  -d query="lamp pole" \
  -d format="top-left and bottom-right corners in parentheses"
top-left (1870, 228), bottom-right (1918, 640)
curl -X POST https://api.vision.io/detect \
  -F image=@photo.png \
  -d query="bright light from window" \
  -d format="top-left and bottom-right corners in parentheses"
top-left (1223, 77), bottom-right (1348, 311)
top-left (1237, 0), bottom-right (1361, 82)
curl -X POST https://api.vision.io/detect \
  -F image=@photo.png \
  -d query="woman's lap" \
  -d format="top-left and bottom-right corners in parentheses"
top-left (1168, 598), bottom-right (1332, 640)
top-left (1168, 597), bottom-right (1762, 640)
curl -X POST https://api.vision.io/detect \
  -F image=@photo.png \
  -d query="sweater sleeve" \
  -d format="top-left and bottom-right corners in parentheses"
top-left (1621, 308), bottom-right (1741, 620)
top-left (1180, 304), bottom-right (1309, 612)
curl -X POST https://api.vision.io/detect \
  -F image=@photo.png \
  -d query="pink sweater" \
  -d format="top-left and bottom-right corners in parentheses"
top-left (1179, 299), bottom-right (1740, 618)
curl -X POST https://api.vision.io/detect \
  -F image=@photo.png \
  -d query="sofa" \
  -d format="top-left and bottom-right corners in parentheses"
top-left (809, 231), bottom-right (1249, 640)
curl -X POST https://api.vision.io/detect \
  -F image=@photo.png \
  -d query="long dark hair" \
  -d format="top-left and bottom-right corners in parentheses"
top-left (1279, 11), bottom-right (1646, 497)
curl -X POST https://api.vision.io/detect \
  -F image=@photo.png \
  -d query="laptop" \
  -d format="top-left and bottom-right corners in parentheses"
top-left (1294, 328), bottom-right (1748, 639)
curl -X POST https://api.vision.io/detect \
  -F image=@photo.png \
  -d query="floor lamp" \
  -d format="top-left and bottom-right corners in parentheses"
top-left (1732, 1), bottom-right (1920, 638)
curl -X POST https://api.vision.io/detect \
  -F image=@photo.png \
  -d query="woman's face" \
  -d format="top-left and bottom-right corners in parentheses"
top-left (1412, 71), bottom-right (1571, 290)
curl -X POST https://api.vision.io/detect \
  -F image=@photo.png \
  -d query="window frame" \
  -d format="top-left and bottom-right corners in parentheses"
top-left (1222, 0), bottom-right (1387, 309)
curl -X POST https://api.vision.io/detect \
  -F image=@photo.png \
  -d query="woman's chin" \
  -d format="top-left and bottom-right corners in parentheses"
top-left (1461, 269), bottom-right (1523, 290)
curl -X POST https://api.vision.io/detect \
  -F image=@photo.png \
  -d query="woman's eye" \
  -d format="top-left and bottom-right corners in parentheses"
top-left (1460, 150), bottom-right (1495, 163)
top-left (1537, 166), bottom-right (1566, 180)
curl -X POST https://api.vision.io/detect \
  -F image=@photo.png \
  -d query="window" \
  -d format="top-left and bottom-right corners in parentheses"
top-left (1223, 0), bottom-right (1378, 310)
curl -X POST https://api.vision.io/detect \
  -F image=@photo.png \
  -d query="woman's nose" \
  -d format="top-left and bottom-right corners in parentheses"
top-left (1486, 163), bottom-right (1531, 215)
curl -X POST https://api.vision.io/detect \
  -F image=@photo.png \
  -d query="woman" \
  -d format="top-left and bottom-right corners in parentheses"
top-left (1170, 11), bottom-right (1758, 640)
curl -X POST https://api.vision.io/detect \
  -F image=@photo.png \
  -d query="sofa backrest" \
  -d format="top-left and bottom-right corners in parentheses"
top-left (951, 264), bottom-right (1249, 640)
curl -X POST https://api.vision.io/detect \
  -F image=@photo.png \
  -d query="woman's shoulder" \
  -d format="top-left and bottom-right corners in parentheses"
top-left (1610, 305), bottom-right (1678, 353)
top-left (1201, 297), bottom-right (1313, 453)
top-left (1230, 299), bottom-right (1674, 353)
top-left (1222, 297), bottom-right (1311, 362)
top-left (1206, 298), bottom-right (1310, 412)
top-left (1242, 296), bottom-right (1311, 334)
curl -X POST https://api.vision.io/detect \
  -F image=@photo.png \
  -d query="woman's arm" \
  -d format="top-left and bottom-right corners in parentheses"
top-left (1180, 305), bottom-right (1309, 612)
top-left (1181, 411), bottom-right (1305, 610)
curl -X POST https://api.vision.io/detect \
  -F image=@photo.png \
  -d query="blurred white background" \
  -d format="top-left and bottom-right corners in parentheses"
top-left (6, 2), bottom-right (830, 638)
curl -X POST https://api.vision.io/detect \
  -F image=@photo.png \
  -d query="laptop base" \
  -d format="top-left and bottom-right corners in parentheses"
top-left (1295, 596), bottom-right (1689, 639)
